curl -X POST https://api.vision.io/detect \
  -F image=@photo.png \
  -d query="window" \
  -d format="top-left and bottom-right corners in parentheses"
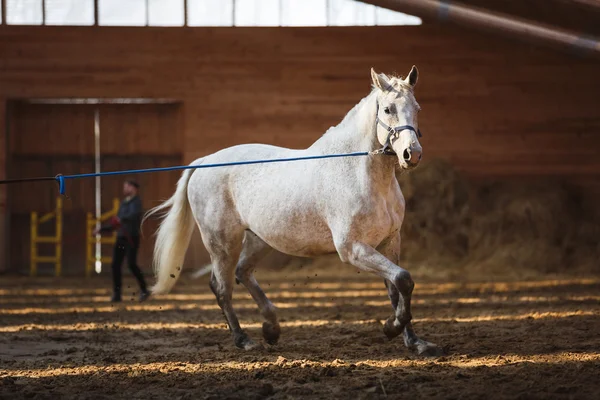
top-left (2, 0), bottom-right (421, 27)
top-left (281, 0), bottom-right (327, 27)
top-left (375, 6), bottom-right (421, 26)
top-left (328, 0), bottom-right (376, 26)
top-left (6, 0), bottom-right (43, 25)
top-left (188, 0), bottom-right (233, 27)
top-left (45, 0), bottom-right (94, 26)
top-left (99, 0), bottom-right (146, 26)
top-left (148, 0), bottom-right (184, 27)
top-left (234, 0), bottom-right (279, 27)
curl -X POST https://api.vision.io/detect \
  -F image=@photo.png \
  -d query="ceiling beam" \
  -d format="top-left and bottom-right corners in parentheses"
top-left (359, 0), bottom-right (600, 58)
top-left (558, 0), bottom-right (600, 10)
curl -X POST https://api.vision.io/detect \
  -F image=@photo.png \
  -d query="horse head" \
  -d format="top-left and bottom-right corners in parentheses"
top-left (371, 66), bottom-right (423, 169)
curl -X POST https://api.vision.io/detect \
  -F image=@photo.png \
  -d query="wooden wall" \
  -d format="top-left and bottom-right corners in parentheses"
top-left (1, 26), bottom-right (598, 177)
top-left (0, 25), bottom-right (599, 273)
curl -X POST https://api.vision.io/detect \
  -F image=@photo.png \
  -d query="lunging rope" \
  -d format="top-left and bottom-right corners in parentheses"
top-left (0, 152), bottom-right (376, 196)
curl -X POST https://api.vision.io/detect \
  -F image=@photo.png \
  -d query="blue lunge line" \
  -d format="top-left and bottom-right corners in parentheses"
top-left (50, 151), bottom-right (371, 195)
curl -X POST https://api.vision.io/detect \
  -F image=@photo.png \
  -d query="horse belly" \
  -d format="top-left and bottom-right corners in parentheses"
top-left (245, 209), bottom-right (337, 257)
top-left (263, 233), bottom-right (337, 258)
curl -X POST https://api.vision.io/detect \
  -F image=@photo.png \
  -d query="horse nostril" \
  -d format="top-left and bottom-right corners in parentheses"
top-left (403, 149), bottom-right (411, 161)
top-left (409, 149), bottom-right (422, 164)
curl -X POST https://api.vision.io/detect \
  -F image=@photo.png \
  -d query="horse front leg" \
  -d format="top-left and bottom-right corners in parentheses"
top-left (379, 234), bottom-right (443, 357)
top-left (335, 237), bottom-right (414, 333)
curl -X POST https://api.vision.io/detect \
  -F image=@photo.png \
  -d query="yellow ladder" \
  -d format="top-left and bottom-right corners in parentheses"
top-left (30, 197), bottom-right (63, 277)
top-left (86, 198), bottom-right (120, 277)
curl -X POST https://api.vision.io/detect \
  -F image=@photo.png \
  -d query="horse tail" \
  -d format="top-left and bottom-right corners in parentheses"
top-left (191, 264), bottom-right (213, 279)
top-left (143, 166), bottom-right (197, 295)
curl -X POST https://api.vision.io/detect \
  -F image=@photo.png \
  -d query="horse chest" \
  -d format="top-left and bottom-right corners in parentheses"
top-left (341, 190), bottom-right (404, 247)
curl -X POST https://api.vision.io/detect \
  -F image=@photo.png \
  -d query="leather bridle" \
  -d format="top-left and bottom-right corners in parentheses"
top-left (373, 101), bottom-right (422, 156)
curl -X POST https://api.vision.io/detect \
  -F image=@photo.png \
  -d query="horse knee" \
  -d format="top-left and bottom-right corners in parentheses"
top-left (234, 263), bottom-right (250, 284)
top-left (393, 270), bottom-right (414, 295)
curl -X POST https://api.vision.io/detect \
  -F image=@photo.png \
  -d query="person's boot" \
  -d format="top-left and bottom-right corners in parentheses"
top-left (111, 292), bottom-right (122, 303)
top-left (139, 290), bottom-right (150, 303)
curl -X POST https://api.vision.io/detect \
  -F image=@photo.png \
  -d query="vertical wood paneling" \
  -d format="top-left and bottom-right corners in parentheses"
top-left (11, 104), bottom-right (95, 156)
top-left (99, 104), bottom-right (182, 156)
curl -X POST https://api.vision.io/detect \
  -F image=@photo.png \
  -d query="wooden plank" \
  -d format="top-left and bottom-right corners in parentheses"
top-left (98, 104), bottom-right (182, 156)
top-left (10, 103), bottom-right (95, 155)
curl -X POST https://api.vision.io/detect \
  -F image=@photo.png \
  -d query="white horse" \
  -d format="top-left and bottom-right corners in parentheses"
top-left (146, 66), bottom-right (442, 357)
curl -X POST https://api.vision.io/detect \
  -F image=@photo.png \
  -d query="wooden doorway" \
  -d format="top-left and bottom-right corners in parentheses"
top-left (7, 100), bottom-right (183, 275)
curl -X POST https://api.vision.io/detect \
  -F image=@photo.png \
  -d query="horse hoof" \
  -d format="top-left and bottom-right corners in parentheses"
top-left (415, 342), bottom-right (444, 358)
top-left (243, 339), bottom-right (264, 351)
top-left (234, 332), bottom-right (263, 350)
top-left (383, 318), bottom-right (403, 340)
top-left (262, 321), bottom-right (281, 345)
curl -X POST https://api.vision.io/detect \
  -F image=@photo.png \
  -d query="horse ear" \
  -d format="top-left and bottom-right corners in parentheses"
top-left (371, 68), bottom-right (390, 91)
top-left (405, 65), bottom-right (418, 87)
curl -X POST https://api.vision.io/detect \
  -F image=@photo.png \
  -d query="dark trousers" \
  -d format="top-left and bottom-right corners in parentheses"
top-left (111, 235), bottom-right (147, 296)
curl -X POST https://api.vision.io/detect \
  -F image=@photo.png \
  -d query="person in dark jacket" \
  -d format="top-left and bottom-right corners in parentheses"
top-left (95, 180), bottom-right (149, 303)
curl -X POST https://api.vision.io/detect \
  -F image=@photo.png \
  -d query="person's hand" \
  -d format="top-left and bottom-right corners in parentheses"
top-left (93, 227), bottom-right (100, 235)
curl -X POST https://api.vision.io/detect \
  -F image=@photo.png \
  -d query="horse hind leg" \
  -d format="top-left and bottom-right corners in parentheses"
top-left (235, 231), bottom-right (281, 345)
top-left (204, 227), bottom-right (261, 350)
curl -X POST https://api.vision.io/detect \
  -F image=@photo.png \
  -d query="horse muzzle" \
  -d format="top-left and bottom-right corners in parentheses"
top-left (400, 145), bottom-right (423, 168)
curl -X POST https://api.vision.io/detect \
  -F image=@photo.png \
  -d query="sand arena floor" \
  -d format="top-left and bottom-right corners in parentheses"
top-left (1, 266), bottom-right (599, 399)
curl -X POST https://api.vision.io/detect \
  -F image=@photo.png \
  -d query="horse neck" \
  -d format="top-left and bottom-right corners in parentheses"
top-left (310, 91), bottom-right (398, 188)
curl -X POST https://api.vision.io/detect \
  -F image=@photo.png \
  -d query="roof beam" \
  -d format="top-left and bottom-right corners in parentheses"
top-left (559, 0), bottom-right (600, 10)
top-left (359, 0), bottom-right (600, 58)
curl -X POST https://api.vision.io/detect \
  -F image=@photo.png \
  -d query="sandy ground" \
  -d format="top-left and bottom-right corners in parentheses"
top-left (1, 265), bottom-right (599, 399)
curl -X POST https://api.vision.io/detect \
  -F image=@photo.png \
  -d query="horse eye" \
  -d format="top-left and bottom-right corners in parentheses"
top-left (384, 107), bottom-right (391, 114)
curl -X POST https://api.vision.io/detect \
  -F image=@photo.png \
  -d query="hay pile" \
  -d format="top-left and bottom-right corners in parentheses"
top-left (397, 159), bottom-right (600, 279)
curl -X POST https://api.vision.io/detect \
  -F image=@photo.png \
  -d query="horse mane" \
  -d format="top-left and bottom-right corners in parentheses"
top-left (335, 89), bottom-right (377, 130)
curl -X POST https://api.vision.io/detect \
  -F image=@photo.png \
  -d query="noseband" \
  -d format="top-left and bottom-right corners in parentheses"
top-left (373, 102), bottom-right (422, 156)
